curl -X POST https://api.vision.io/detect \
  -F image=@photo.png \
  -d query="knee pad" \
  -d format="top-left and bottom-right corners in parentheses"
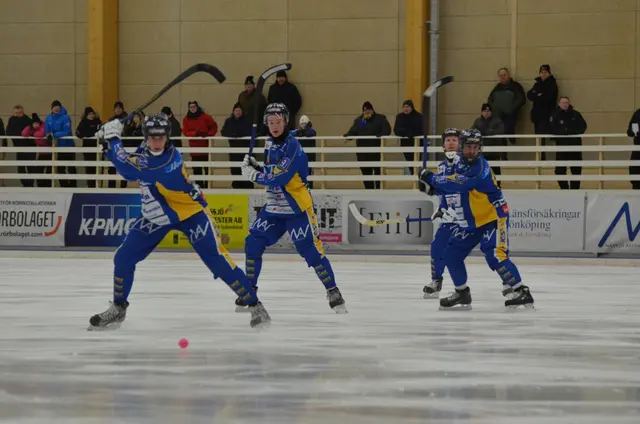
top-left (295, 241), bottom-right (323, 267)
top-left (244, 234), bottom-right (267, 259)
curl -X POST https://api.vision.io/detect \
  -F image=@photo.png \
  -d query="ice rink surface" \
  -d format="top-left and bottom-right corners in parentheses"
top-left (1, 254), bottom-right (639, 424)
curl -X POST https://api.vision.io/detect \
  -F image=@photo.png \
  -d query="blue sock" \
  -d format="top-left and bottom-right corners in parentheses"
top-left (496, 259), bottom-right (522, 287)
top-left (313, 257), bottom-right (337, 290)
top-left (245, 256), bottom-right (262, 288)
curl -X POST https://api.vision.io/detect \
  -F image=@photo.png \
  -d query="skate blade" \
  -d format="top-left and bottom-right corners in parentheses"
top-left (505, 303), bottom-right (535, 312)
top-left (251, 319), bottom-right (271, 330)
top-left (235, 305), bottom-right (250, 313)
top-left (423, 292), bottom-right (440, 299)
top-left (87, 322), bottom-right (122, 331)
top-left (332, 304), bottom-right (348, 314)
top-left (439, 304), bottom-right (472, 311)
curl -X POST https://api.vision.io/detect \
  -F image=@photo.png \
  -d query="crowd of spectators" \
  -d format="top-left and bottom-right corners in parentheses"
top-left (0, 66), bottom-right (638, 190)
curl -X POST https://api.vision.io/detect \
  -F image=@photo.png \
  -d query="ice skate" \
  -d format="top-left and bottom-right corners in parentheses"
top-left (423, 278), bottom-right (443, 299)
top-left (439, 287), bottom-right (472, 311)
top-left (235, 286), bottom-right (257, 313)
top-left (504, 285), bottom-right (535, 311)
top-left (88, 301), bottom-right (129, 331)
top-left (249, 301), bottom-right (271, 328)
top-left (327, 287), bottom-right (347, 314)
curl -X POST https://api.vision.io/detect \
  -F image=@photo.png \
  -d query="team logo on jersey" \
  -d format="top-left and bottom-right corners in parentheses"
top-left (289, 224), bottom-right (311, 241)
top-left (251, 217), bottom-right (275, 232)
top-left (278, 157), bottom-right (291, 170)
top-left (451, 227), bottom-right (470, 240)
top-left (189, 221), bottom-right (210, 244)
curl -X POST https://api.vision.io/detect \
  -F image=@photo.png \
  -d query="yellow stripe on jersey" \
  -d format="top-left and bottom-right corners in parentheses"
top-left (155, 182), bottom-right (203, 221)
top-left (468, 189), bottom-right (498, 228)
top-left (305, 208), bottom-right (325, 257)
top-left (495, 216), bottom-right (509, 261)
top-left (285, 173), bottom-right (313, 212)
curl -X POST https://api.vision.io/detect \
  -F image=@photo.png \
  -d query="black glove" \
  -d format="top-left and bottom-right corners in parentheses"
top-left (418, 167), bottom-right (433, 184)
top-left (47, 133), bottom-right (53, 143)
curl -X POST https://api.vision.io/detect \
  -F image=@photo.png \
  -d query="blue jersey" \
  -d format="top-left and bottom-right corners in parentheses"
top-left (105, 139), bottom-right (207, 226)
top-left (427, 155), bottom-right (508, 230)
top-left (255, 132), bottom-right (313, 215)
top-left (435, 156), bottom-right (461, 211)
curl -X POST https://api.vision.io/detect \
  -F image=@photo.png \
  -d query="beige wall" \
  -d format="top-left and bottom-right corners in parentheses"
top-left (118, 0), bottom-right (406, 137)
top-left (0, 0), bottom-right (86, 126)
top-left (439, 0), bottom-right (638, 136)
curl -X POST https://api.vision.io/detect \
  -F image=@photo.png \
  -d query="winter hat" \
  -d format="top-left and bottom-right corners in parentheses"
top-left (51, 100), bottom-right (62, 109)
top-left (276, 70), bottom-right (287, 78)
top-left (402, 99), bottom-right (415, 109)
top-left (31, 113), bottom-right (41, 124)
top-left (539, 64), bottom-right (551, 73)
top-left (188, 100), bottom-right (199, 108)
top-left (83, 106), bottom-right (95, 116)
top-left (299, 115), bottom-right (310, 126)
top-left (244, 75), bottom-right (255, 85)
top-left (114, 101), bottom-right (124, 110)
top-left (161, 106), bottom-right (173, 116)
top-left (481, 103), bottom-right (492, 112)
top-left (362, 101), bottom-right (374, 111)
top-left (232, 102), bottom-right (243, 112)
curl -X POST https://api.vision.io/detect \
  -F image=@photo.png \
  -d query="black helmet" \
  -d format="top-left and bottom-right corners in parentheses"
top-left (441, 127), bottom-right (461, 144)
top-left (143, 113), bottom-right (171, 139)
top-left (459, 129), bottom-right (483, 164)
top-left (263, 103), bottom-right (290, 125)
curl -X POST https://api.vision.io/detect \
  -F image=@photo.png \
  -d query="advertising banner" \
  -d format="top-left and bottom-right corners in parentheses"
top-left (0, 193), bottom-right (69, 246)
top-left (345, 198), bottom-right (434, 246)
top-left (65, 193), bottom-right (140, 247)
top-left (159, 194), bottom-right (249, 249)
top-left (248, 194), bottom-right (343, 249)
top-left (506, 192), bottom-right (585, 252)
top-left (585, 193), bottom-right (640, 254)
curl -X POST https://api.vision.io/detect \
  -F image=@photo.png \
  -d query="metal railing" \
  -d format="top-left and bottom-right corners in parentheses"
top-left (0, 134), bottom-right (638, 190)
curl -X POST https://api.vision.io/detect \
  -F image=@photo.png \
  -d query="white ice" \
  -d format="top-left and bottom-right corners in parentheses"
top-left (1, 254), bottom-right (639, 424)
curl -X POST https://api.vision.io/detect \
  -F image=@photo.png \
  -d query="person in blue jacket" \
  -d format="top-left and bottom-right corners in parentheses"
top-left (45, 100), bottom-right (75, 187)
top-left (419, 129), bottom-right (534, 310)
top-left (88, 113), bottom-right (270, 330)
top-left (237, 103), bottom-right (347, 314)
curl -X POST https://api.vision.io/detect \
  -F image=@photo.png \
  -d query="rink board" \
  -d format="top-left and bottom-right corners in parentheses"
top-left (0, 190), bottom-right (639, 256)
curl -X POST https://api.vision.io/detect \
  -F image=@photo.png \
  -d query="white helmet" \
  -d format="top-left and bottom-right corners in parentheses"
top-left (299, 115), bottom-right (310, 127)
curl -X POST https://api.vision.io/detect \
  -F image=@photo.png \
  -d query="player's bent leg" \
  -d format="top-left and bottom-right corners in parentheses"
top-left (183, 210), bottom-right (270, 328)
top-left (88, 217), bottom-right (170, 330)
top-left (480, 218), bottom-right (534, 310)
top-left (290, 210), bottom-right (347, 314)
top-left (439, 227), bottom-right (479, 311)
top-left (425, 224), bottom-right (453, 299)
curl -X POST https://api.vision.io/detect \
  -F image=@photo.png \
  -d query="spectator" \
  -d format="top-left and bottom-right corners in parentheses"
top-left (76, 107), bottom-right (102, 188)
top-left (488, 68), bottom-right (525, 143)
top-left (106, 101), bottom-right (128, 188)
top-left (294, 115), bottom-right (317, 188)
top-left (45, 100), bottom-right (75, 187)
top-left (221, 103), bottom-right (253, 189)
top-left (237, 76), bottom-right (267, 129)
top-left (267, 71), bottom-right (302, 130)
top-left (393, 99), bottom-right (424, 175)
top-left (344, 101), bottom-right (391, 190)
top-left (123, 111), bottom-right (144, 140)
top-left (182, 100), bottom-right (217, 188)
top-left (161, 106), bottom-right (182, 148)
top-left (626, 107), bottom-right (640, 189)
top-left (21, 114), bottom-right (49, 187)
top-left (0, 116), bottom-right (4, 147)
top-left (6, 105), bottom-right (33, 187)
top-left (549, 97), bottom-right (587, 190)
top-left (527, 64), bottom-right (558, 160)
top-left (471, 104), bottom-right (506, 183)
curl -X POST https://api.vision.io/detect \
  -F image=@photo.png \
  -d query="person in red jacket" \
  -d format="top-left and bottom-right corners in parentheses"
top-left (21, 113), bottom-right (50, 187)
top-left (182, 100), bottom-right (217, 188)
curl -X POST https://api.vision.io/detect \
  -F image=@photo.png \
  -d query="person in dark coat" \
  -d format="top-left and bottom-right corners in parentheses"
top-left (294, 115), bottom-right (317, 188)
top-left (6, 105), bottom-right (34, 187)
top-left (549, 97), bottom-right (587, 190)
top-left (344, 101), bottom-right (391, 190)
top-left (471, 103), bottom-right (506, 183)
top-left (393, 99), bottom-right (424, 175)
top-left (75, 107), bottom-right (102, 188)
top-left (527, 64), bottom-right (558, 160)
top-left (221, 103), bottom-right (253, 189)
top-left (21, 114), bottom-right (49, 187)
top-left (161, 106), bottom-right (182, 148)
top-left (626, 108), bottom-right (640, 189)
top-left (237, 76), bottom-right (267, 127)
top-left (267, 71), bottom-right (302, 130)
top-left (488, 68), bottom-right (525, 144)
top-left (106, 101), bottom-right (128, 188)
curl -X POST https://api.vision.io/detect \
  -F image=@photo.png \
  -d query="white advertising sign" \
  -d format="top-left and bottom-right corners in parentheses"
top-left (505, 191), bottom-right (586, 252)
top-left (585, 193), bottom-right (640, 254)
top-left (0, 193), bottom-right (70, 246)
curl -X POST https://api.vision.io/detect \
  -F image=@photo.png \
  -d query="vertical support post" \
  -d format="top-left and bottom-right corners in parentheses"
top-left (535, 136), bottom-right (541, 190)
top-left (413, 136), bottom-right (418, 190)
top-left (319, 138), bottom-right (326, 190)
top-left (88, 0), bottom-right (119, 119)
top-left (405, 0), bottom-right (428, 111)
top-left (598, 136), bottom-right (604, 190)
top-left (380, 137), bottom-right (386, 190)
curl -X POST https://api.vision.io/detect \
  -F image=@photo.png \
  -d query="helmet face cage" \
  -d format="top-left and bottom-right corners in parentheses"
top-left (459, 129), bottom-right (483, 163)
top-left (143, 113), bottom-right (171, 139)
top-left (263, 103), bottom-right (290, 126)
